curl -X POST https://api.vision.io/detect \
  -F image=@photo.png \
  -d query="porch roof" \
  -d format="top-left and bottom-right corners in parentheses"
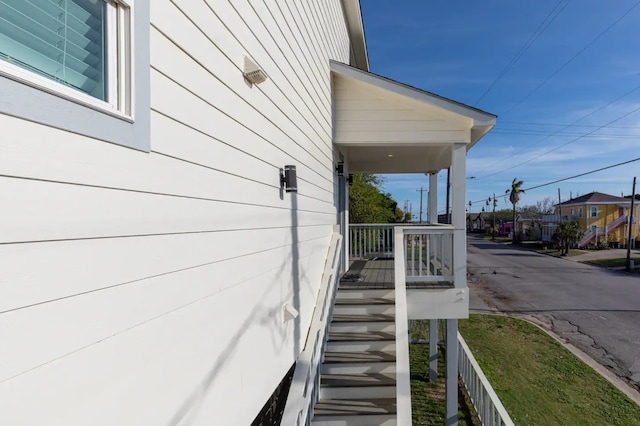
top-left (331, 61), bottom-right (496, 174)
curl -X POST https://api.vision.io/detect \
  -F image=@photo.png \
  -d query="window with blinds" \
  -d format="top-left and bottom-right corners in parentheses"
top-left (0, 0), bottom-right (131, 113)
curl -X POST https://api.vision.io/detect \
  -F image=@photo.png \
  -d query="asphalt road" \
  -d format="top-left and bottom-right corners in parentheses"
top-left (467, 236), bottom-right (640, 391)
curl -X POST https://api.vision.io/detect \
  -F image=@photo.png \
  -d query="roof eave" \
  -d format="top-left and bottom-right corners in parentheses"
top-left (331, 60), bottom-right (497, 147)
top-left (340, 0), bottom-right (369, 71)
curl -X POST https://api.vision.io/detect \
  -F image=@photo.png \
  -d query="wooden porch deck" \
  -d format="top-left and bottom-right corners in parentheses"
top-left (340, 258), bottom-right (454, 290)
top-left (341, 259), bottom-right (395, 289)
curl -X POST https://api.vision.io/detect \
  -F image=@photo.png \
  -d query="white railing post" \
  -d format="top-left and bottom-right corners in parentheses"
top-left (458, 332), bottom-right (514, 426)
top-left (394, 226), bottom-right (412, 425)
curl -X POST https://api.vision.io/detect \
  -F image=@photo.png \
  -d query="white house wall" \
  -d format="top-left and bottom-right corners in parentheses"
top-left (0, 0), bottom-right (350, 424)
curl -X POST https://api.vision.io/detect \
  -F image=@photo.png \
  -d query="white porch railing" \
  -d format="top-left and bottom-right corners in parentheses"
top-left (280, 231), bottom-right (343, 426)
top-left (349, 224), bottom-right (395, 258)
top-left (608, 214), bottom-right (628, 231)
top-left (458, 332), bottom-right (514, 426)
top-left (405, 225), bottom-right (454, 284)
top-left (393, 226), bottom-right (414, 426)
top-left (578, 228), bottom-right (598, 247)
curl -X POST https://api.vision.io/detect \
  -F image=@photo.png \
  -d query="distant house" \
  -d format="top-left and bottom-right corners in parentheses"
top-left (466, 211), bottom-right (492, 232)
top-left (515, 217), bottom-right (541, 241)
top-left (542, 192), bottom-right (639, 247)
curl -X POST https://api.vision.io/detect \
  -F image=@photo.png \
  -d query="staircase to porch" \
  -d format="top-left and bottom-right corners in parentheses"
top-left (311, 286), bottom-right (398, 426)
top-left (578, 215), bottom-right (627, 247)
top-left (281, 227), bottom-right (469, 426)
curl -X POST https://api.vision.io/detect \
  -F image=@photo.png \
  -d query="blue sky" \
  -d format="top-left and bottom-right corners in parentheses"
top-left (360, 0), bottom-right (640, 217)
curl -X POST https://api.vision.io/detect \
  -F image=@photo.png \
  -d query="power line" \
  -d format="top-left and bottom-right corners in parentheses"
top-left (491, 130), bottom-right (640, 139)
top-left (500, 120), bottom-right (640, 130)
top-left (472, 83), bottom-right (640, 178)
top-left (524, 156), bottom-right (640, 191)
top-left (477, 101), bottom-right (640, 180)
top-left (468, 156), bottom-right (640, 204)
top-left (503, 0), bottom-right (640, 116)
top-left (474, 0), bottom-right (570, 106)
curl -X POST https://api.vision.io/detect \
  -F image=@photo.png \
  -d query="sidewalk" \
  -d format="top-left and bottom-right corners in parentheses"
top-left (564, 248), bottom-right (640, 263)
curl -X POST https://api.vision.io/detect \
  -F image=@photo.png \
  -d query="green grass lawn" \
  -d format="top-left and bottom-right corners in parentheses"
top-left (459, 315), bottom-right (640, 426)
top-left (583, 257), bottom-right (640, 268)
top-left (410, 340), bottom-right (478, 425)
top-left (536, 248), bottom-right (586, 257)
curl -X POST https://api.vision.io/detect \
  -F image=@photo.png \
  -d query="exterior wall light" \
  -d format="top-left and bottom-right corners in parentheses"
top-left (282, 304), bottom-right (299, 323)
top-left (243, 56), bottom-right (268, 86)
top-left (336, 162), bottom-right (345, 176)
top-left (280, 165), bottom-right (297, 193)
top-left (348, 174), bottom-right (354, 186)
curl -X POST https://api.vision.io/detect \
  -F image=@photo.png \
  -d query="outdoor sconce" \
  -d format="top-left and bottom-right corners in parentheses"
top-left (280, 165), bottom-right (297, 193)
top-left (282, 304), bottom-right (299, 323)
top-left (336, 162), bottom-right (345, 176)
top-left (243, 56), bottom-right (268, 86)
top-left (348, 174), bottom-right (354, 185)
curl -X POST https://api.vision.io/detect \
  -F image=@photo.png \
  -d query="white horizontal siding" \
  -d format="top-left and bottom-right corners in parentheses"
top-left (1, 231), bottom-right (330, 379)
top-left (0, 246), bottom-right (326, 425)
top-left (0, 0), bottom-right (350, 424)
top-left (2, 176), bottom-right (333, 243)
top-left (333, 74), bottom-right (472, 146)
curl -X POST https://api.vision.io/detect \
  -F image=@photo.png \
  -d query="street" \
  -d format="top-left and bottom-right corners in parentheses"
top-left (467, 236), bottom-right (640, 391)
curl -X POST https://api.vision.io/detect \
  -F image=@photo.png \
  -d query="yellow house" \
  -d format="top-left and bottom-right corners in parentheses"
top-left (554, 192), bottom-right (639, 247)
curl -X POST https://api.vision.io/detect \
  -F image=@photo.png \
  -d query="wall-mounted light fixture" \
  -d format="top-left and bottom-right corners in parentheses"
top-left (282, 304), bottom-right (299, 323)
top-left (348, 174), bottom-right (354, 186)
top-left (335, 162), bottom-right (345, 176)
top-left (243, 56), bottom-right (268, 86)
top-left (280, 165), bottom-right (297, 193)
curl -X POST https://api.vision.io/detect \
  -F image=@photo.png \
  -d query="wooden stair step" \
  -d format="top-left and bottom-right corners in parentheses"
top-left (334, 297), bottom-right (394, 305)
top-left (324, 351), bottom-right (396, 363)
top-left (328, 331), bottom-right (395, 342)
top-left (321, 372), bottom-right (396, 388)
top-left (314, 398), bottom-right (397, 416)
top-left (331, 313), bottom-right (394, 323)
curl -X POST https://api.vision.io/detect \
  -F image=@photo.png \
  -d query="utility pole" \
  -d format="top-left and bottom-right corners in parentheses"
top-left (416, 187), bottom-right (428, 223)
top-left (487, 194), bottom-right (497, 241)
top-left (558, 188), bottom-right (562, 221)
top-left (626, 177), bottom-right (636, 271)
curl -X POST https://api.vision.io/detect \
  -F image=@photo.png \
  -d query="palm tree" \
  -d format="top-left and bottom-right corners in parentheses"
top-left (505, 178), bottom-right (525, 243)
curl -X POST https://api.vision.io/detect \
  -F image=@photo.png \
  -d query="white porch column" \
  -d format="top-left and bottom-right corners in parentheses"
top-left (446, 143), bottom-right (466, 426)
top-left (451, 143), bottom-right (467, 289)
top-left (428, 170), bottom-right (439, 380)
top-left (428, 172), bottom-right (438, 224)
top-left (343, 154), bottom-right (350, 274)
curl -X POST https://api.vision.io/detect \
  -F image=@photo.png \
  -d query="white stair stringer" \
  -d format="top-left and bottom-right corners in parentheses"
top-left (311, 288), bottom-right (400, 426)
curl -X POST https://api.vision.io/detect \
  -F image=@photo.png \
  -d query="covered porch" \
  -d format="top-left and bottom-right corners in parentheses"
top-left (330, 61), bottom-right (497, 425)
top-left (283, 61), bottom-right (500, 426)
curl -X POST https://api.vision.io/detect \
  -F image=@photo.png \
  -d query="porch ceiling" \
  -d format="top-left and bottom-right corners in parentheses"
top-left (347, 145), bottom-right (452, 174)
top-left (331, 61), bottom-right (496, 174)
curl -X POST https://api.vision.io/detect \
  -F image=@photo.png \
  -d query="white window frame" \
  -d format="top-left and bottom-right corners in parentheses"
top-left (0, 0), bottom-right (134, 120)
top-left (590, 206), bottom-right (598, 218)
top-left (0, 0), bottom-right (149, 151)
top-left (578, 207), bottom-right (583, 218)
